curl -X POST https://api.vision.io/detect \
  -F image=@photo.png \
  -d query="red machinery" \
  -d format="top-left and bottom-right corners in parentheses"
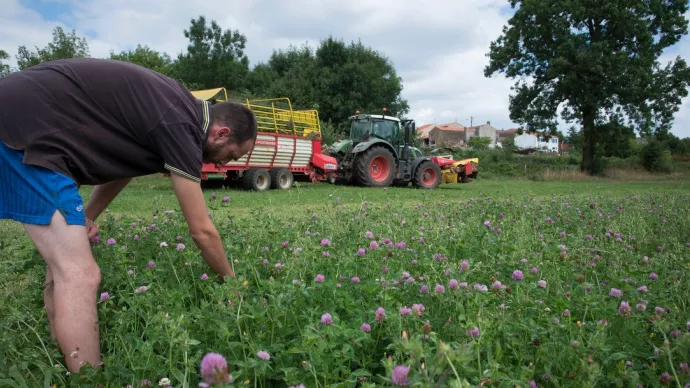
top-left (191, 88), bottom-right (337, 191)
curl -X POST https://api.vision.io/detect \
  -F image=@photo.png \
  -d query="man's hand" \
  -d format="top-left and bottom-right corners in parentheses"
top-left (170, 173), bottom-right (235, 280)
top-left (86, 218), bottom-right (99, 239)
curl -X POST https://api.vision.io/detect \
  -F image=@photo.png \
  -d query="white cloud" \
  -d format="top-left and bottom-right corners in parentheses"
top-left (0, 0), bottom-right (62, 60)
top-left (2, 0), bottom-right (690, 138)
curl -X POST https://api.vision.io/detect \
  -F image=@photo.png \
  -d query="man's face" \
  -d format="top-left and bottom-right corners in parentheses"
top-left (202, 125), bottom-right (255, 167)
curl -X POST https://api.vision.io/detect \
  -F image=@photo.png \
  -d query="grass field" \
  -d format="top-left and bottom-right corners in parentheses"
top-left (1, 175), bottom-right (689, 387)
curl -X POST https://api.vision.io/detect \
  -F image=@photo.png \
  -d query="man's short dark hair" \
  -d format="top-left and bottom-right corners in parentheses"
top-left (211, 101), bottom-right (258, 144)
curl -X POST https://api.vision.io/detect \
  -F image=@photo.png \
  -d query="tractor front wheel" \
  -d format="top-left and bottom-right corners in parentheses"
top-left (355, 147), bottom-right (396, 187)
top-left (413, 161), bottom-right (442, 189)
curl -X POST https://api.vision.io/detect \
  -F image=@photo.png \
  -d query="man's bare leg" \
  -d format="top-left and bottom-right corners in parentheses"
top-left (44, 267), bottom-right (56, 340)
top-left (23, 210), bottom-right (102, 373)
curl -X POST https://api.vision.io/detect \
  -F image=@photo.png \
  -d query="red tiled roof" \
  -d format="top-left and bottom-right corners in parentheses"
top-left (416, 124), bottom-right (435, 139)
top-left (417, 124), bottom-right (434, 132)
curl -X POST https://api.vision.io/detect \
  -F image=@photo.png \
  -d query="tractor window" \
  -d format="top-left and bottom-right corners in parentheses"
top-left (371, 119), bottom-right (398, 143)
top-left (350, 119), bottom-right (371, 141)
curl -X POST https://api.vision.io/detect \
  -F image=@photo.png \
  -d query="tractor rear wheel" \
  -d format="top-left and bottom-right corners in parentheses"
top-left (242, 168), bottom-right (271, 191)
top-left (270, 168), bottom-right (293, 190)
top-left (355, 146), bottom-right (396, 187)
top-left (413, 160), bottom-right (442, 189)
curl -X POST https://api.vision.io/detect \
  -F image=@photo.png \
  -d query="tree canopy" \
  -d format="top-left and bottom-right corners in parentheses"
top-left (109, 44), bottom-right (173, 75)
top-left (16, 26), bottom-right (89, 70)
top-left (484, 0), bottom-right (690, 173)
top-left (169, 16), bottom-right (250, 92)
top-left (0, 49), bottom-right (10, 78)
top-left (247, 37), bottom-right (410, 127)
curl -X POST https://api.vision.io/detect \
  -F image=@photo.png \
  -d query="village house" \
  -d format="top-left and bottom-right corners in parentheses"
top-left (417, 121), bottom-right (499, 148)
top-left (513, 132), bottom-right (560, 152)
top-left (495, 128), bottom-right (518, 144)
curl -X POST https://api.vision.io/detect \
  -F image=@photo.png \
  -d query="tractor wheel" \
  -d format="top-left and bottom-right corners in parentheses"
top-left (242, 168), bottom-right (271, 191)
top-left (355, 146), bottom-right (396, 187)
top-left (413, 160), bottom-right (442, 189)
top-left (270, 168), bottom-right (293, 190)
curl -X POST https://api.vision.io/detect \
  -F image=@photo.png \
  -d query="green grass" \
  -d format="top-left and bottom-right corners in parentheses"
top-left (1, 174), bottom-right (689, 387)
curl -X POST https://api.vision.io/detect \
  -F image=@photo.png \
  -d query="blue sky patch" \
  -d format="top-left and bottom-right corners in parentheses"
top-left (20, 0), bottom-right (73, 24)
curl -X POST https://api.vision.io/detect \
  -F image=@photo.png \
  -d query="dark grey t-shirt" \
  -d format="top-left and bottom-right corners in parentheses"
top-left (0, 58), bottom-right (210, 185)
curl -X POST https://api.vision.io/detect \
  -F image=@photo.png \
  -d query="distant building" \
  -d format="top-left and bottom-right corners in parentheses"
top-left (514, 132), bottom-right (559, 152)
top-left (427, 122), bottom-right (466, 147)
top-left (417, 121), bottom-right (499, 148)
top-left (495, 128), bottom-right (518, 144)
top-left (416, 124), bottom-right (435, 143)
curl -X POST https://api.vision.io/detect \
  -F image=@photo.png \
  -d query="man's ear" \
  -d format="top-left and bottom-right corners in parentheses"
top-left (216, 126), bottom-right (231, 139)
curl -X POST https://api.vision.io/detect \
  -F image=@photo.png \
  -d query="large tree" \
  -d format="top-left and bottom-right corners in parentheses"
top-left (246, 37), bottom-right (409, 128)
top-left (16, 26), bottom-right (90, 70)
top-left (484, 0), bottom-right (690, 173)
top-left (171, 16), bottom-right (250, 91)
top-left (314, 37), bottom-right (409, 124)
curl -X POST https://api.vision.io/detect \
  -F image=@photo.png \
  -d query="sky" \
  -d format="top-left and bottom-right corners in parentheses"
top-left (2, 0), bottom-right (690, 138)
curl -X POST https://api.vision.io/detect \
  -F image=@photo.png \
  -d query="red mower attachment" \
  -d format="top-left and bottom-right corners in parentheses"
top-left (431, 155), bottom-right (479, 184)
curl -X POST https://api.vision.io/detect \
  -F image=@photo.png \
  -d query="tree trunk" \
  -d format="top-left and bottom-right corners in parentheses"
top-left (580, 106), bottom-right (597, 174)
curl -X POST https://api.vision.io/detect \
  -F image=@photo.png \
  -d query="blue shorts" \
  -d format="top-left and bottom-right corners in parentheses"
top-left (0, 140), bottom-right (85, 226)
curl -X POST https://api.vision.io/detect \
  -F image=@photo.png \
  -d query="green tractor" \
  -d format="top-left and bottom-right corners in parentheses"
top-left (326, 110), bottom-right (442, 189)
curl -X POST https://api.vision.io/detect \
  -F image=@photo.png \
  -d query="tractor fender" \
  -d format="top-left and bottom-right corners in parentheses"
top-left (352, 139), bottom-right (398, 159)
top-left (411, 156), bottom-right (433, 173)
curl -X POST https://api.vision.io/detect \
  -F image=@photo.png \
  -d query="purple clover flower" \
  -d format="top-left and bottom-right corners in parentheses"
top-left (199, 352), bottom-right (232, 386)
top-left (391, 365), bottom-right (410, 386)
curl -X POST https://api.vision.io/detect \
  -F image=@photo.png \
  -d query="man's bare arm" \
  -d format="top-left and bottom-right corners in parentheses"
top-left (170, 174), bottom-right (235, 280)
top-left (84, 178), bottom-right (133, 221)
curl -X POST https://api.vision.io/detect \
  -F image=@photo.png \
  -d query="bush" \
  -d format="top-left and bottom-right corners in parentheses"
top-left (641, 138), bottom-right (673, 173)
top-left (319, 121), bottom-right (344, 146)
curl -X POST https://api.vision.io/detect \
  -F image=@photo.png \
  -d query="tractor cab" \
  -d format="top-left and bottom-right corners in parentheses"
top-left (348, 112), bottom-right (402, 147)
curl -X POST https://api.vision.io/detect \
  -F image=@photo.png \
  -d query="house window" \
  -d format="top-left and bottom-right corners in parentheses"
top-left (551, 138), bottom-right (557, 143)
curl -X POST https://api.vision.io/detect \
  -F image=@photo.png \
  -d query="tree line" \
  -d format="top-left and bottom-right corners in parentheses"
top-left (0, 17), bottom-right (409, 137)
top-left (2, 2), bottom-right (690, 174)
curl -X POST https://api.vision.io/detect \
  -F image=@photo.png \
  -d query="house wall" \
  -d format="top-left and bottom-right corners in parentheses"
top-left (475, 124), bottom-right (497, 144)
top-left (514, 134), bottom-right (538, 149)
top-left (438, 131), bottom-right (465, 148)
top-left (539, 136), bottom-right (559, 152)
top-left (428, 127), bottom-right (441, 146)
top-left (514, 133), bottom-right (560, 152)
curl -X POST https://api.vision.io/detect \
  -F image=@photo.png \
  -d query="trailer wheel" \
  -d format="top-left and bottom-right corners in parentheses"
top-left (242, 168), bottom-right (271, 191)
top-left (270, 168), bottom-right (293, 190)
top-left (413, 160), bottom-right (442, 189)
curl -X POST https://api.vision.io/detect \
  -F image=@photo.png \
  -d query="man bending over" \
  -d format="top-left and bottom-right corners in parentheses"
top-left (0, 58), bottom-right (257, 373)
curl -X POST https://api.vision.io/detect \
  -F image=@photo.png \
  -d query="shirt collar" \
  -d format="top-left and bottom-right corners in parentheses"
top-left (200, 99), bottom-right (211, 134)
